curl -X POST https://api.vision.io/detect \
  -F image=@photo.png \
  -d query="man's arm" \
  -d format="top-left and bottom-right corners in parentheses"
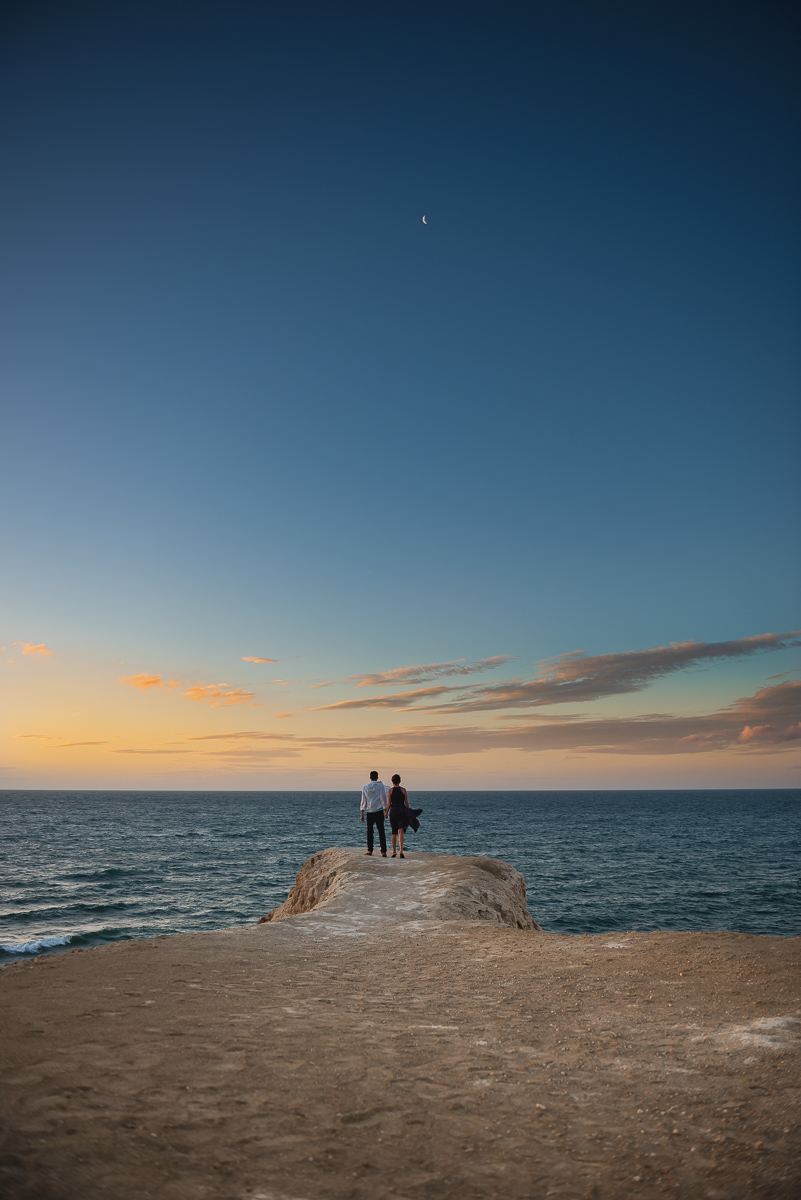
top-left (360, 787), bottom-right (366, 821)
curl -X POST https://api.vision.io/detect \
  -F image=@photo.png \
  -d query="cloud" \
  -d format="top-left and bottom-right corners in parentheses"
top-left (186, 731), bottom-right (294, 741)
top-left (309, 681), bottom-right (335, 688)
top-left (730, 682), bottom-right (801, 745)
top-left (263, 678), bottom-right (290, 684)
top-left (275, 712), bottom-right (294, 719)
top-left (727, 679), bottom-right (801, 719)
top-left (310, 686), bottom-right (450, 712)
top-left (305, 632), bottom-right (799, 718)
top-left (202, 747), bottom-right (301, 761)
top-left (94, 682), bottom-right (800, 762)
top-left (347, 656), bottom-right (514, 688)
top-left (119, 674), bottom-right (180, 692)
top-left (53, 741), bottom-right (107, 748)
top-left (15, 642), bottom-right (53, 656)
top-left (183, 683), bottom-right (258, 707)
top-left (408, 631), bottom-right (801, 713)
top-left (111, 748), bottom-right (192, 754)
top-left (534, 632), bottom-right (801, 691)
top-left (297, 681), bottom-right (801, 759)
top-left (16, 733), bottom-right (56, 739)
top-left (743, 721), bottom-right (801, 745)
top-left (242, 656), bottom-right (277, 663)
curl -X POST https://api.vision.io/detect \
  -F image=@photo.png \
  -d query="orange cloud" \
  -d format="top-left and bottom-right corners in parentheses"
top-left (53, 741), bottom-right (107, 748)
top-left (183, 683), bottom-right (257, 707)
top-left (242, 656), bottom-right (277, 663)
top-left (119, 674), bottom-right (181, 692)
top-left (275, 712), bottom-right (294, 719)
top-left (738, 722), bottom-right (801, 745)
top-left (15, 642), bottom-right (53, 656)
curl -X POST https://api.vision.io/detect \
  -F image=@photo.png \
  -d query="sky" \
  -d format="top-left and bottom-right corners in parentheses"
top-left (1, 0), bottom-right (799, 790)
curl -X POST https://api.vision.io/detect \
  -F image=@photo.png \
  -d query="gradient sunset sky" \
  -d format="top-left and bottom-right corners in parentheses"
top-left (2, 0), bottom-right (799, 790)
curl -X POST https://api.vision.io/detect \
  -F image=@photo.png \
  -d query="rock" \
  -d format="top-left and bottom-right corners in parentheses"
top-left (258, 848), bottom-right (541, 930)
top-left (258, 848), bottom-right (352, 922)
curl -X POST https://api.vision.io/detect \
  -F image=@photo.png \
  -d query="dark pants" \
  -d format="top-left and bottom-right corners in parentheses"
top-left (366, 810), bottom-right (386, 854)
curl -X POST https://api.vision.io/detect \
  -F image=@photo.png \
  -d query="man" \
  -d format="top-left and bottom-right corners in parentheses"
top-left (360, 770), bottom-right (388, 857)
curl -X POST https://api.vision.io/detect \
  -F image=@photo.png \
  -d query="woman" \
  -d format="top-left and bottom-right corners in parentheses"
top-left (385, 773), bottom-right (410, 858)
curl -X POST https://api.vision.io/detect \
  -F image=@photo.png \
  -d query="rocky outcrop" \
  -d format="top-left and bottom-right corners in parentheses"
top-left (425, 854), bottom-right (541, 929)
top-left (258, 849), bottom-right (353, 922)
top-left (258, 848), bottom-right (541, 930)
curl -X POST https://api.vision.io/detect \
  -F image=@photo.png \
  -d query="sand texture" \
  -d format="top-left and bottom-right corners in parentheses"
top-left (1, 848), bottom-right (799, 1200)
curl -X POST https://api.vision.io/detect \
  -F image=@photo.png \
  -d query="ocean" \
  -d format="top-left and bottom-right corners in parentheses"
top-left (1, 789), bottom-right (798, 962)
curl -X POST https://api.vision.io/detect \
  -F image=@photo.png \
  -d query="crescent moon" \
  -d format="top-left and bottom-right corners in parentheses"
top-left (422, 215), bottom-right (427, 224)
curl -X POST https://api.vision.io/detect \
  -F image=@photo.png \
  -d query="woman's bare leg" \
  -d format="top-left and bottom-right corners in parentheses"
top-left (398, 828), bottom-right (404, 856)
top-left (391, 831), bottom-right (397, 855)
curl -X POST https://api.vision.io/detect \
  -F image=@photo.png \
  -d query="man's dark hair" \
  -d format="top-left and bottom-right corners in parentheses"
top-left (370, 770), bottom-right (378, 780)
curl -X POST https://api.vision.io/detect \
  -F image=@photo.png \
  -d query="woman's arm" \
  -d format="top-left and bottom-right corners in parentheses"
top-left (403, 786), bottom-right (409, 808)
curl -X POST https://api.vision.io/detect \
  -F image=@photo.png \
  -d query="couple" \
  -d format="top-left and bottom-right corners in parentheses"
top-left (359, 771), bottom-right (416, 859)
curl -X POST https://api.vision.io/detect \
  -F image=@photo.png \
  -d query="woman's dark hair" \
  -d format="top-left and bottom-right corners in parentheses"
top-left (391, 774), bottom-right (401, 784)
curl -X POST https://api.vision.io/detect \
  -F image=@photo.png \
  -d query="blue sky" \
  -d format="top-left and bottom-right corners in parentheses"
top-left (1, 1), bottom-right (799, 788)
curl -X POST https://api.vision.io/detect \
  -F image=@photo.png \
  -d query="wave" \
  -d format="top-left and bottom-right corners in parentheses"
top-left (1, 934), bottom-right (74, 955)
top-left (0, 927), bottom-right (131, 960)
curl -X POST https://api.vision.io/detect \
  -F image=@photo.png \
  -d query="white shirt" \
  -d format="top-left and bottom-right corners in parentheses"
top-left (360, 780), bottom-right (388, 813)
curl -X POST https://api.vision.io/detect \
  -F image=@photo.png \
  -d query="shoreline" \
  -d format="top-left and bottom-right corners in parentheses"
top-left (1, 849), bottom-right (799, 1199)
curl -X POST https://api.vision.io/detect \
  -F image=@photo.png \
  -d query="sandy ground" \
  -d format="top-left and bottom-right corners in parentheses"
top-left (1, 849), bottom-right (799, 1200)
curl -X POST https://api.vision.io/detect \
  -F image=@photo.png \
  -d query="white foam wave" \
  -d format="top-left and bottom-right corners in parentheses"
top-left (1, 934), bottom-right (73, 955)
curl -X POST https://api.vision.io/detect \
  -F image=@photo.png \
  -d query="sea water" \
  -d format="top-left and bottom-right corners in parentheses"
top-left (0, 790), bottom-right (798, 962)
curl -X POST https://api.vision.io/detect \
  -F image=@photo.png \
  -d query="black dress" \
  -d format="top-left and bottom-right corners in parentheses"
top-left (388, 786), bottom-right (407, 833)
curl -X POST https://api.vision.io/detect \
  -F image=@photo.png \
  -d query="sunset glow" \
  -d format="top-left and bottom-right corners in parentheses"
top-left (2, 629), bottom-right (799, 789)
